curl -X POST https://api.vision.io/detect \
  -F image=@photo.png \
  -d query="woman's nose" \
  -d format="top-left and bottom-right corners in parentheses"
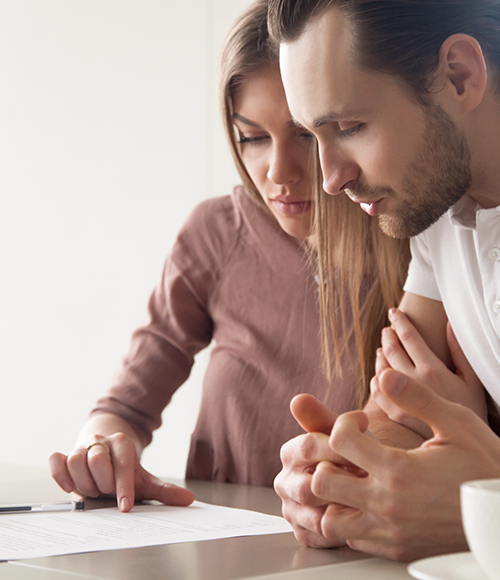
top-left (267, 143), bottom-right (303, 185)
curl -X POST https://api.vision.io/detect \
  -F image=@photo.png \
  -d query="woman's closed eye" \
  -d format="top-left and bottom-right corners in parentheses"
top-left (238, 134), bottom-right (270, 145)
top-left (298, 130), bottom-right (314, 141)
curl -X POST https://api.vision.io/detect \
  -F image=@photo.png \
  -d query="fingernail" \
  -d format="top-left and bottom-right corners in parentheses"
top-left (119, 497), bottom-right (130, 512)
top-left (381, 326), bottom-right (390, 337)
top-left (376, 347), bottom-right (383, 357)
top-left (388, 307), bottom-right (399, 321)
top-left (61, 480), bottom-right (74, 493)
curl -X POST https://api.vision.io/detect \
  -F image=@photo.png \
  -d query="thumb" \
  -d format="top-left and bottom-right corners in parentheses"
top-left (136, 469), bottom-right (195, 507)
top-left (378, 369), bottom-right (463, 438)
top-left (290, 394), bottom-right (337, 434)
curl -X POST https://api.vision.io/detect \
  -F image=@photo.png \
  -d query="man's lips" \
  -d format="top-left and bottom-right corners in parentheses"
top-left (359, 199), bottom-right (383, 216)
top-left (271, 199), bottom-right (313, 216)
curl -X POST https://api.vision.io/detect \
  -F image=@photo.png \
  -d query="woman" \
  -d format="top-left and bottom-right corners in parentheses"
top-left (49, 0), bottom-right (410, 512)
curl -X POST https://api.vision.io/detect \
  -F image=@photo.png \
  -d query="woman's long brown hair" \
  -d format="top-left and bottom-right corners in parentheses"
top-left (220, 0), bottom-right (411, 407)
top-left (314, 153), bottom-right (410, 405)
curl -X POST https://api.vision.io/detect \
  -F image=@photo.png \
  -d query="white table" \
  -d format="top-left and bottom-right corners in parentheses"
top-left (0, 465), bottom-right (412, 579)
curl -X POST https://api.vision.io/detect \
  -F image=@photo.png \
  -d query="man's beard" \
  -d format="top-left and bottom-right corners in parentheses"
top-left (346, 104), bottom-right (472, 239)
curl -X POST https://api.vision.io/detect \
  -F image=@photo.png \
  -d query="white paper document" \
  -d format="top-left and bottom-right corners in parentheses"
top-left (0, 501), bottom-right (292, 561)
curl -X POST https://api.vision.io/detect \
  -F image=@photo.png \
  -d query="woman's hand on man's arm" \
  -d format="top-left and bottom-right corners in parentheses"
top-left (273, 292), bottom-right (492, 557)
top-left (370, 300), bottom-right (488, 439)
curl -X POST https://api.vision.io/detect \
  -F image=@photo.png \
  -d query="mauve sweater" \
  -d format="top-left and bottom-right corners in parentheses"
top-left (91, 186), bottom-right (360, 487)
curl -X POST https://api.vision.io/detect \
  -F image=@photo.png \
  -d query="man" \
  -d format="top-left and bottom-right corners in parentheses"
top-left (267, 0), bottom-right (500, 562)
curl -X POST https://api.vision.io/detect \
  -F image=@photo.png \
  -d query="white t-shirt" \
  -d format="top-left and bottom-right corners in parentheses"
top-left (404, 194), bottom-right (500, 407)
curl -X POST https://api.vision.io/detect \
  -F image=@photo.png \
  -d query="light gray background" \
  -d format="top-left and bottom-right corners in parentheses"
top-left (0, 0), bottom-right (254, 477)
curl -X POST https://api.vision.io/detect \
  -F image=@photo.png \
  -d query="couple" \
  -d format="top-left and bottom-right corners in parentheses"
top-left (49, 0), bottom-right (407, 524)
top-left (52, 0), bottom-right (500, 564)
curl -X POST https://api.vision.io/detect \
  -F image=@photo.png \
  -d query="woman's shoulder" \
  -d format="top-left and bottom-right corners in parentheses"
top-left (174, 185), bottom-right (303, 269)
top-left (184, 189), bottom-right (243, 230)
top-left (182, 185), bottom-right (274, 242)
top-left (185, 184), bottom-right (265, 226)
top-left (172, 186), bottom-right (257, 269)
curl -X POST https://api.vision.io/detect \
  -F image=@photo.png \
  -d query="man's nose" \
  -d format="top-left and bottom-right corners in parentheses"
top-left (319, 144), bottom-right (359, 195)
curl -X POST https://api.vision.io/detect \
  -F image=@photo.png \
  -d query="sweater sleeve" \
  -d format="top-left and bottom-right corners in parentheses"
top-left (90, 196), bottom-right (238, 447)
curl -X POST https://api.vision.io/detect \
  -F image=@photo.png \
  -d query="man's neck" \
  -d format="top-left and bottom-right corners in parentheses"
top-left (466, 93), bottom-right (500, 209)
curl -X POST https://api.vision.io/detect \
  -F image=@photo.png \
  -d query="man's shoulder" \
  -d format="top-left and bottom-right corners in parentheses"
top-left (412, 207), bottom-right (455, 246)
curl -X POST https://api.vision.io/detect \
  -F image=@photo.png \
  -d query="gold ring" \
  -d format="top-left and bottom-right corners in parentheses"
top-left (85, 442), bottom-right (110, 453)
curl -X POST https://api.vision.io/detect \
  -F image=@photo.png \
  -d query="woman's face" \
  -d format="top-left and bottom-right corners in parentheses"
top-left (232, 66), bottom-right (315, 239)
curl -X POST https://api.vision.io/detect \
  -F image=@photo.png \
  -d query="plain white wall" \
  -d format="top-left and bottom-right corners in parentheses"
top-left (0, 0), bottom-right (252, 478)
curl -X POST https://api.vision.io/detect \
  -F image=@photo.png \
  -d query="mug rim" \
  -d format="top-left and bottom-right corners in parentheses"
top-left (461, 478), bottom-right (500, 494)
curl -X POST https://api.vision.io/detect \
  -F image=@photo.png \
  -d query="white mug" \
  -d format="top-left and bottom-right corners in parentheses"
top-left (461, 479), bottom-right (500, 580)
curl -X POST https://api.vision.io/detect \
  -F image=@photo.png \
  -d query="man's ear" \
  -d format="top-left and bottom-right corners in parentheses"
top-left (435, 34), bottom-right (487, 112)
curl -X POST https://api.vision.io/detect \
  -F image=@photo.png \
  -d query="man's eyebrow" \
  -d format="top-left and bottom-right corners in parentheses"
top-left (232, 113), bottom-right (260, 127)
top-left (312, 114), bottom-right (339, 128)
top-left (311, 109), bottom-right (371, 128)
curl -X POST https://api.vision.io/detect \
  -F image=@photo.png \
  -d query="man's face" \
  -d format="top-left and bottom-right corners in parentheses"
top-left (279, 6), bottom-right (471, 238)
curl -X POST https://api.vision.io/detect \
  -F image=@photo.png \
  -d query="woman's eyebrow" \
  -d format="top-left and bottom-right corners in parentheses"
top-left (232, 113), bottom-right (260, 127)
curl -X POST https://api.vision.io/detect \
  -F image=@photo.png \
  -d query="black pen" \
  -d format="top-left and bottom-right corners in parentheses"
top-left (0, 501), bottom-right (85, 514)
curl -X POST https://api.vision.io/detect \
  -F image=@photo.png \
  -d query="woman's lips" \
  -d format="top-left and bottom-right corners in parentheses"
top-left (272, 199), bottom-right (313, 216)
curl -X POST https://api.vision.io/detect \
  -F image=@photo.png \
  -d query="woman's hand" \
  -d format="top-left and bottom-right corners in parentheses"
top-left (48, 415), bottom-right (194, 512)
top-left (371, 309), bottom-right (488, 438)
